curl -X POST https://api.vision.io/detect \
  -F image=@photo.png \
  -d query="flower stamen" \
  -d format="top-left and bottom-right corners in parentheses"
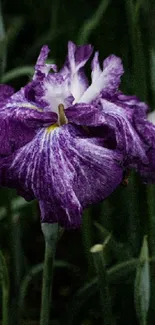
top-left (58, 104), bottom-right (68, 126)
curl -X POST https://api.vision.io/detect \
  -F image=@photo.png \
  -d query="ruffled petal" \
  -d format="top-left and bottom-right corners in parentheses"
top-left (99, 99), bottom-right (148, 167)
top-left (105, 93), bottom-right (155, 182)
top-left (79, 55), bottom-right (124, 103)
top-left (129, 107), bottom-right (155, 182)
top-left (34, 45), bottom-right (57, 78)
top-left (66, 99), bottom-right (148, 168)
top-left (0, 124), bottom-right (123, 228)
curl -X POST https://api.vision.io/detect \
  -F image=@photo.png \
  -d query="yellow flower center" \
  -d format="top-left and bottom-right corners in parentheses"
top-left (47, 123), bottom-right (58, 133)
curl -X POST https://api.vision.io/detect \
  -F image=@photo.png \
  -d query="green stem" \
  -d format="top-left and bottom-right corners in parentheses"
top-left (82, 208), bottom-right (94, 277)
top-left (2, 284), bottom-right (9, 325)
top-left (0, 251), bottom-right (9, 325)
top-left (90, 244), bottom-right (113, 325)
top-left (147, 185), bottom-right (155, 255)
top-left (40, 223), bottom-right (58, 325)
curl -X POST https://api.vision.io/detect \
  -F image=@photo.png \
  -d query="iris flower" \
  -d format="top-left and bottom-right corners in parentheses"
top-left (0, 42), bottom-right (154, 228)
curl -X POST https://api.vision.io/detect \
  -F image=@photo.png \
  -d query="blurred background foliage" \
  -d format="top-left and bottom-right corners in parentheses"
top-left (0, 0), bottom-right (155, 324)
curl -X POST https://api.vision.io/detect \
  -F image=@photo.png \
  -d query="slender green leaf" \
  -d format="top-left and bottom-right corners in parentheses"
top-left (0, 1), bottom-right (6, 79)
top-left (90, 237), bottom-right (113, 325)
top-left (77, 0), bottom-right (110, 44)
top-left (2, 66), bottom-right (34, 83)
top-left (134, 236), bottom-right (150, 325)
top-left (19, 260), bottom-right (78, 315)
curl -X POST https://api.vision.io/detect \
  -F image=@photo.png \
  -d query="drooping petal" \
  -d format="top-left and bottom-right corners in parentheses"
top-left (0, 124), bottom-right (123, 228)
top-left (65, 103), bottom-right (106, 126)
top-left (0, 100), bottom-right (57, 156)
top-left (79, 54), bottom-right (124, 103)
top-left (108, 92), bottom-right (149, 121)
top-left (106, 93), bottom-right (155, 182)
top-left (66, 99), bottom-right (148, 168)
top-left (129, 107), bottom-right (155, 182)
top-left (139, 148), bottom-right (155, 183)
top-left (99, 99), bottom-right (148, 167)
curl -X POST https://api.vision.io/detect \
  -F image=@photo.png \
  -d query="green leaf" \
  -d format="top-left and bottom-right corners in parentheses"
top-left (134, 236), bottom-right (150, 325)
top-left (0, 1), bottom-right (6, 79)
top-left (19, 260), bottom-right (78, 315)
top-left (77, 0), bottom-right (110, 44)
top-left (2, 66), bottom-right (34, 83)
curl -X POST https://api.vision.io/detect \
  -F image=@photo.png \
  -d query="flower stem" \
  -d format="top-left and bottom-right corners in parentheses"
top-left (90, 242), bottom-right (113, 325)
top-left (40, 223), bottom-right (58, 325)
top-left (0, 251), bottom-right (9, 325)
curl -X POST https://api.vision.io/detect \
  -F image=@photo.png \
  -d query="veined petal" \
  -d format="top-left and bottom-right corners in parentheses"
top-left (66, 41), bottom-right (93, 102)
top-left (0, 100), bottom-right (57, 156)
top-left (65, 103), bottom-right (106, 126)
top-left (79, 55), bottom-right (124, 103)
top-left (0, 124), bottom-right (123, 228)
top-left (34, 73), bottom-right (73, 113)
top-left (100, 99), bottom-right (148, 166)
top-left (68, 41), bottom-right (93, 73)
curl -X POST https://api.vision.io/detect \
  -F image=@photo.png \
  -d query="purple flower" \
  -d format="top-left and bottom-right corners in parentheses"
top-left (0, 42), bottom-right (126, 228)
top-left (1, 41), bottom-right (154, 227)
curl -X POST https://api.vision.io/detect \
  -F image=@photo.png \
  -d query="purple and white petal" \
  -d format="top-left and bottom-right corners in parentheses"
top-left (109, 92), bottom-right (149, 121)
top-left (0, 100), bottom-right (57, 156)
top-left (63, 41), bottom-right (93, 103)
top-left (0, 85), bottom-right (15, 107)
top-left (65, 103), bottom-right (106, 126)
top-left (0, 124), bottom-right (123, 228)
top-left (100, 99), bottom-right (148, 166)
top-left (34, 45), bottom-right (57, 79)
top-left (34, 73), bottom-right (73, 113)
top-left (68, 41), bottom-right (93, 73)
top-left (91, 52), bottom-right (102, 83)
top-left (79, 55), bottom-right (124, 104)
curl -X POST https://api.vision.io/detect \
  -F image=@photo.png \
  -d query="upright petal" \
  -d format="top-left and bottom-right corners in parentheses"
top-left (0, 124), bottom-right (123, 228)
top-left (65, 41), bottom-right (93, 102)
top-left (68, 41), bottom-right (93, 72)
top-left (91, 51), bottom-right (102, 83)
top-left (79, 55), bottom-right (124, 103)
top-left (34, 45), bottom-right (57, 79)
